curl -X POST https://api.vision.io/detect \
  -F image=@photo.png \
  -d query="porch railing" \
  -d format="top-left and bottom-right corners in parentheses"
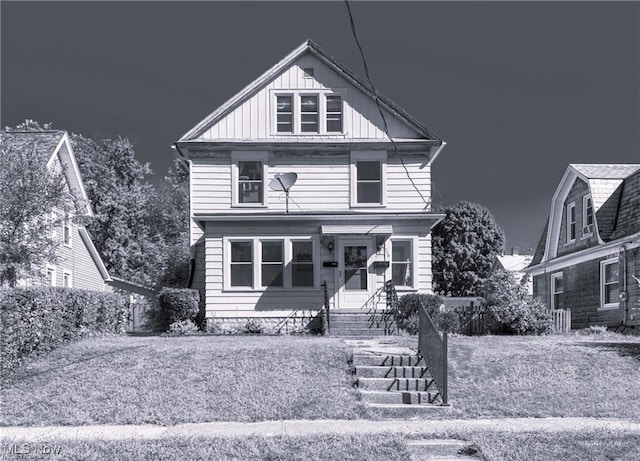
top-left (418, 301), bottom-right (449, 405)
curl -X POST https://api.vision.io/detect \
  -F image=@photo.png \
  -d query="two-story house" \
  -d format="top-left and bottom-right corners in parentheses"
top-left (3, 130), bottom-right (111, 290)
top-left (527, 164), bottom-right (640, 330)
top-left (174, 40), bottom-right (445, 329)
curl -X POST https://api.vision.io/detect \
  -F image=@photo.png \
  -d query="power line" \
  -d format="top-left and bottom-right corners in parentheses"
top-left (344, 0), bottom-right (431, 209)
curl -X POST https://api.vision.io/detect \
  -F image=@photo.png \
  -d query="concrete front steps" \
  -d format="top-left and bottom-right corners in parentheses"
top-left (354, 352), bottom-right (447, 412)
top-left (329, 310), bottom-right (397, 337)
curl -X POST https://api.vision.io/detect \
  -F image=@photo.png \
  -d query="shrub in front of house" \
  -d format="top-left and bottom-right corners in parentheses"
top-left (148, 288), bottom-right (200, 332)
top-left (482, 270), bottom-right (553, 335)
top-left (394, 293), bottom-right (444, 335)
top-left (0, 286), bottom-right (128, 376)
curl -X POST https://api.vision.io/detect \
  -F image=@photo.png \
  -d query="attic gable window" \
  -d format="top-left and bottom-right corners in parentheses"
top-left (300, 95), bottom-right (319, 133)
top-left (326, 95), bottom-right (343, 132)
top-left (276, 95), bottom-right (293, 133)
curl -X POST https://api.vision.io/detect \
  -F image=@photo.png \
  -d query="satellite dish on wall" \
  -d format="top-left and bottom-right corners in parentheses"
top-left (268, 173), bottom-right (298, 213)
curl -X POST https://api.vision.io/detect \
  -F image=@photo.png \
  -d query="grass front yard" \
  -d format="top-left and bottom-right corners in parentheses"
top-left (0, 336), bottom-right (366, 426)
top-left (2, 331), bottom-right (640, 428)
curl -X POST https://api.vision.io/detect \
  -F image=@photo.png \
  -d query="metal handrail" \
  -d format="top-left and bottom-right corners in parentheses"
top-left (418, 302), bottom-right (449, 405)
top-left (322, 281), bottom-right (330, 335)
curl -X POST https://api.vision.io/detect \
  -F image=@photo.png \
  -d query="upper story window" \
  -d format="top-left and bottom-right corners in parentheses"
top-left (566, 202), bottom-right (576, 243)
top-left (326, 95), bottom-right (343, 133)
top-left (62, 211), bottom-right (72, 247)
top-left (582, 195), bottom-right (594, 236)
top-left (600, 260), bottom-right (619, 309)
top-left (350, 151), bottom-right (386, 207)
top-left (391, 240), bottom-right (413, 288)
top-left (300, 95), bottom-right (319, 133)
top-left (276, 96), bottom-right (293, 133)
top-left (272, 91), bottom-right (345, 135)
top-left (232, 152), bottom-right (268, 207)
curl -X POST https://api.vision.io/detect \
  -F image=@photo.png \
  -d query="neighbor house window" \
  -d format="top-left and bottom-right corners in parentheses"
top-left (230, 241), bottom-right (253, 287)
top-left (391, 240), bottom-right (413, 287)
top-left (276, 95), bottom-right (293, 133)
top-left (63, 270), bottom-right (73, 288)
top-left (232, 152), bottom-right (268, 207)
top-left (63, 211), bottom-right (71, 246)
top-left (46, 266), bottom-right (56, 287)
top-left (600, 260), bottom-right (619, 308)
top-left (291, 241), bottom-right (314, 287)
top-left (566, 203), bottom-right (576, 243)
top-left (300, 95), bottom-right (319, 133)
top-left (326, 95), bottom-right (343, 132)
top-left (551, 272), bottom-right (563, 310)
top-left (582, 195), bottom-right (594, 236)
top-left (261, 240), bottom-right (284, 287)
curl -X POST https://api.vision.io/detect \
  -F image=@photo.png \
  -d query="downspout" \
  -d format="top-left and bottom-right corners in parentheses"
top-left (427, 141), bottom-right (447, 167)
top-left (619, 245), bottom-right (628, 325)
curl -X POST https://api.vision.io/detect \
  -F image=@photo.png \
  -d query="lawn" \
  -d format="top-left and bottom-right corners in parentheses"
top-left (443, 332), bottom-right (640, 421)
top-left (0, 335), bottom-right (367, 426)
top-left (2, 331), bottom-right (640, 428)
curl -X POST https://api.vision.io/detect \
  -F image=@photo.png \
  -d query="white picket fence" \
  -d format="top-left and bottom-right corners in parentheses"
top-left (552, 309), bottom-right (571, 333)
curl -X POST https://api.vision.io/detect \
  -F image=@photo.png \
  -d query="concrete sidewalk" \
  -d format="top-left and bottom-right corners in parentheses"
top-left (2, 417), bottom-right (640, 441)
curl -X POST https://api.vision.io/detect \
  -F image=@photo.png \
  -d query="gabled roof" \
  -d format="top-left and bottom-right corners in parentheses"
top-left (178, 39), bottom-right (441, 143)
top-left (530, 163), bottom-right (640, 268)
top-left (2, 130), bottom-right (93, 216)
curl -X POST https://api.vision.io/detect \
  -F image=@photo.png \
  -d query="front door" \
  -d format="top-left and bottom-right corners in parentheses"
top-left (338, 238), bottom-right (373, 309)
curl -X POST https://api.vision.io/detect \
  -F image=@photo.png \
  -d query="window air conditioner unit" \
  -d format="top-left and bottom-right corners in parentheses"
top-left (582, 224), bottom-right (594, 235)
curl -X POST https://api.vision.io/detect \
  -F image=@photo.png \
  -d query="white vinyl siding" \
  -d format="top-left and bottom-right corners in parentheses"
top-left (190, 152), bottom-right (431, 215)
top-left (201, 54), bottom-right (420, 141)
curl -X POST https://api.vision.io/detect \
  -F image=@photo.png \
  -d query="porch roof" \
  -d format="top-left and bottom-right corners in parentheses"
top-left (321, 224), bottom-right (393, 236)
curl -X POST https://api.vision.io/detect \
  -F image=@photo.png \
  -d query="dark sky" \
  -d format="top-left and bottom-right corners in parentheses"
top-left (2, 1), bottom-right (639, 250)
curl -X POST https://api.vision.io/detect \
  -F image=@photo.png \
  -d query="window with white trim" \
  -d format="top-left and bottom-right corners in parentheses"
top-left (63, 270), bottom-right (73, 288)
top-left (46, 266), bottom-right (56, 287)
top-left (300, 95), bottom-right (319, 133)
top-left (326, 95), bottom-right (343, 133)
top-left (582, 195), bottom-right (594, 236)
top-left (291, 241), bottom-right (314, 287)
top-left (261, 240), bottom-right (284, 287)
top-left (272, 91), bottom-right (345, 135)
top-left (225, 238), bottom-right (317, 290)
top-left (232, 152), bottom-right (268, 207)
top-left (391, 240), bottom-right (413, 288)
top-left (566, 202), bottom-right (576, 243)
top-left (551, 272), bottom-right (563, 310)
top-left (276, 95), bottom-right (293, 133)
top-left (600, 260), bottom-right (619, 308)
top-left (230, 241), bottom-right (253, 287)
top-left (350, 151), bottom-right (386, 207)
top-left (63, 211), bottom-right (72, 247)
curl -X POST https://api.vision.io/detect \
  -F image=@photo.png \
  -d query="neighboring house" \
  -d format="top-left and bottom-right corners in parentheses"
top-left (4, 130), bottom-right (111, 291)
top-left (173, 39), bottom-right (445, 328)
top-left (527, 164), bottom-right (640, 330)
top-left (491, 248), bottom-right (534, 296)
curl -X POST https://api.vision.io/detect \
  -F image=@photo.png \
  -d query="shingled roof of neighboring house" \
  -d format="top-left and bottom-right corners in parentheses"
top-left (529, 164), bottom-right (640, 268)
top-left (1, 130), bottom-right (66, 161)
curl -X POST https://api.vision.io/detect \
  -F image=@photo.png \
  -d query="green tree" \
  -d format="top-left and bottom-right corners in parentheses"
top-left (432, 201), bottom-right (505, 296)
top-left (70, 134), bottom-right (162, 286)
top-left (0, 132), bottom-right (69, 286)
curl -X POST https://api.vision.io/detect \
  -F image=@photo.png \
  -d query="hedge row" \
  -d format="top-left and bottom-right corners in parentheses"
top-left (0, 286), bottom-right (129, 375)
top-left (146, 287), bottom-right (200, 332)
